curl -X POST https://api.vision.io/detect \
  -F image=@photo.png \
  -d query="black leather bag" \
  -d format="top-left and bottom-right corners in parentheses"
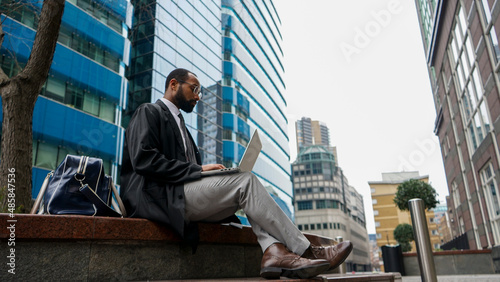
top-left (31, 155), bottom-right (125, 217)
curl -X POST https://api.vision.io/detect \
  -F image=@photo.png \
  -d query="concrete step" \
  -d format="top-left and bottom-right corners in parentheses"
top-left (169, 272), bottom-right (402, 281)
top-left (402, 274), bottom-right (500, 282)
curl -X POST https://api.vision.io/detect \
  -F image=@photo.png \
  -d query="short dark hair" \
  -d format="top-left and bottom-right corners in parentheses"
top-left (165, 68), bottom-right (197, 92)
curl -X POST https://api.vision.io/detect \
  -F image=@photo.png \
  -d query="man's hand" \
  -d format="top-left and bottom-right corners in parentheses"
top-left (202, 164), bottom-right (226, 171)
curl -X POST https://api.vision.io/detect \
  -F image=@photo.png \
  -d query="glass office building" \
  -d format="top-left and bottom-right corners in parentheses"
top-left (126, 0), bottom-right (293, 218)
top-left (125, 0), bottom-right (225, 165)
top-left (0, 0), bottom-right (293, 220)
top-left (0, 0), bottom-right (132, 194)
top-left (221, 0), bottom-right (293, 217)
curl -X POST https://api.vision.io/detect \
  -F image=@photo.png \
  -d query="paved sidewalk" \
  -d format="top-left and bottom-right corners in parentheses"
top-left (402, 274), bottom-right (500, 281)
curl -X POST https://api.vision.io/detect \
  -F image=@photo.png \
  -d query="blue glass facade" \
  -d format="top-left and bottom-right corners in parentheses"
top-left (126, 0), bottom-right (224, 164)
top-left (125, 0), bottom-right (293, 219)
top-left (2, 0), bottom-right (293, 220)
top-left (0, 0), bottom-right (132, 196)
top-left (221, 0), bottom-right (293, 216)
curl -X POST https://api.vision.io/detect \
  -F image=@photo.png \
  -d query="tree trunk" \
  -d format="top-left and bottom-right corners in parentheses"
top-left (0, 80), bottom-right (35, 212)
top-left (0, 0), bottom-right (65, 212)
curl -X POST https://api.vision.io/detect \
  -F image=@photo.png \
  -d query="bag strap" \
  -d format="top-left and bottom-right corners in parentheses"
top-left (110, 180), bottom-right (127, 217)
top-left (79, 184), bottom-right (122, 217)
top-left (30, 172), bottom-right (53, 214)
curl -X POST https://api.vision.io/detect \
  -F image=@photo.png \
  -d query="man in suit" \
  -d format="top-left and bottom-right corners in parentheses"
top-left (121, 68), bottom-right (353, 279)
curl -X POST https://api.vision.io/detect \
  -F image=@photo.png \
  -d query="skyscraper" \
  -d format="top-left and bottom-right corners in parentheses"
top-left (296, 117), bottom-right (331, 152)
top-left (125, 0), bottom-right (224, 165)
top-left (296, 116), bottom-right (337, 165)
top-left (221, 0), bottom-right (293, 215)
top-left (1, 0), bottom-right (294, 220)
top-left (292, 145), bottom-right (370, 272)
top-left (124, 0), bottom-right (293, 218)
top-left (296, 117), bottom-right (314, 152)
top-left (0, 0), bottom-right (132, 193)
top-left (414, 0), bottom-right (500, 249)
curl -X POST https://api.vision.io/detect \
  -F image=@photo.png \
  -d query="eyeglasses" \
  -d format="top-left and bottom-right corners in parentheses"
top-left (178, 79), bottom-right (202, 98)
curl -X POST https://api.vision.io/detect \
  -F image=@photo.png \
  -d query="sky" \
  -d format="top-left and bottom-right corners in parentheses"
top-left (273, 0), bottom-right (448, 234)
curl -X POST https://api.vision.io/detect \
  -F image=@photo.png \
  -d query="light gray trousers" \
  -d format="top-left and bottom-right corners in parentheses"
top-left (183, 171), bottom-right (310, 255)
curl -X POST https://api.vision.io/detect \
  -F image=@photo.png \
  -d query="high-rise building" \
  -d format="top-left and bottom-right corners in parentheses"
top-left (414, 0), bottom-right (500, 249)
top-left (292, 145), bottom-right (371, 272)
top-left (369, 172), bottom-right (441, 264)
top-left (124, 0), bottom-right (293, 218)
top-left (1, 0), bottom-right (294, 220)
top-left (125, 0), bottom-right (224, 166)
top-left (0, 0), bottom-right (132, 193)
top-left (221, 0), bottom-right (293, 215)
top-left (296, 117), bottom-right (330, 151)
top-left (311, 120), bottom-right (330, 148)
top-left (296, 117), bottom-right (314, 152)
top-left (295, 116), bottom-right (337, 164)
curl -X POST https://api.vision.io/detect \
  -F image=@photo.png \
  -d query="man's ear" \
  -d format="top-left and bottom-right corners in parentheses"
top-left (169, 79), bottom-right (176, 90)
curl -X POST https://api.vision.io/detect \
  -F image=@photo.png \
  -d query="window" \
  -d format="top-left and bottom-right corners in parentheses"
top-left (371, 188), bottom-right (375, 193)
top-left (298, 225), bottom-right (302, 231)
top-left (316, 200), bottom-right (326, 209)
top-left (310, 224), bottom-right (315, 230)
top-left (297, 201), bottom-right (313, 210)
top-left (83, 92), bottom-right (100, 116)
top-left (375, 221), bottom-right (380, 227)
top-left (452, 181), bottom-right (460, 209)
top-left (100, 100), bottom-right (115, 123)
top-left (373, 210), bottom-right (379, 216)
top-left (35, 142), bottom-right (58, 170)
top-left (323, 223), bottom-right (328, 229)
top-left (430, 217), bottom-right (435, 223)
top-left (432, 230), bottom-right (438, 235)
top-left (481, 163), bottom-right (500, 217)
top-left (372, 199), bottom-right (378, 205)
top-left (316, 223), bottom-right (321, 230)
top-left (45, 78), bottom-right (66, 102)
top-left (480, 0), bottom-right (492, 23)
top-left (376, 233), bottom-right (382, 239)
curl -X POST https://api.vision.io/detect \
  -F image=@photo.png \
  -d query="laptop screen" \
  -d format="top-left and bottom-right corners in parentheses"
top-left (239, 130), bottom-right (262, 172)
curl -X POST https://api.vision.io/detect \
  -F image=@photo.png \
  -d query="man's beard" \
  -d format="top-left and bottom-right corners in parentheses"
top-left (174, 88), bottom-right (196, 113)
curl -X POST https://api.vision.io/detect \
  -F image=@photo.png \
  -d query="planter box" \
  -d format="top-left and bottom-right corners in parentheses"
top-left (403, 250), bottom-right (495, 276)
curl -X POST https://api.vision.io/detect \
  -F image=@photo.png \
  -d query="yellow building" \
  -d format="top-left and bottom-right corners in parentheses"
top-left (369, 172), bottom-right (441, 270)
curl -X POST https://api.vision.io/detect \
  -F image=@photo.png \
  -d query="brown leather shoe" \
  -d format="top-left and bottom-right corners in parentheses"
top-left (260, 243), bottom-right (330, 279)
top-left (303, 241), bottom-right (353, 270)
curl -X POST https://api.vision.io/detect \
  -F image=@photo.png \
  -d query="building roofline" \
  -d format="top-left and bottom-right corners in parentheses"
top-left (368, 175), bottom-right (429, 185)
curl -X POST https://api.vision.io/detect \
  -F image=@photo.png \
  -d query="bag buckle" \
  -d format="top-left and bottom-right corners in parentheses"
top-left (74, 173), bottom-right (86, 187)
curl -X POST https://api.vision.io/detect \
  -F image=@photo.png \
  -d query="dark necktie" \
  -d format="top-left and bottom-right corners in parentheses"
top-left (178, 113), bottom-right (196, 163)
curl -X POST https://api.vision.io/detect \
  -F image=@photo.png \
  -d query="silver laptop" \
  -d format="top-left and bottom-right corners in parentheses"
top-left (201, 130), bottom-right (262, 177)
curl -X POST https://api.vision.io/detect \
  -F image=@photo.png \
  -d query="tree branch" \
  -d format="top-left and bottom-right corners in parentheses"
top-left (0, 18), bottom-right (9, 92)
top-left (19, 0), bottom-right (65, 91)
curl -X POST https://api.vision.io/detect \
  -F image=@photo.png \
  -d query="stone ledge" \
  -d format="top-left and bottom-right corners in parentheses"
top-left (0, 213), bottom-right (259, 244)
top-left (0, 213), bottom-right (339, 281)
top-left (0, 213), bottom-right (334, 246)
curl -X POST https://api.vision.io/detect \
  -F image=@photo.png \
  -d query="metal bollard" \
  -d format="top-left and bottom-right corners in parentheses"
top-left (408, 199), bottom-right (437, 282)
top-left (335, 236), bottom-right (347, 274)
